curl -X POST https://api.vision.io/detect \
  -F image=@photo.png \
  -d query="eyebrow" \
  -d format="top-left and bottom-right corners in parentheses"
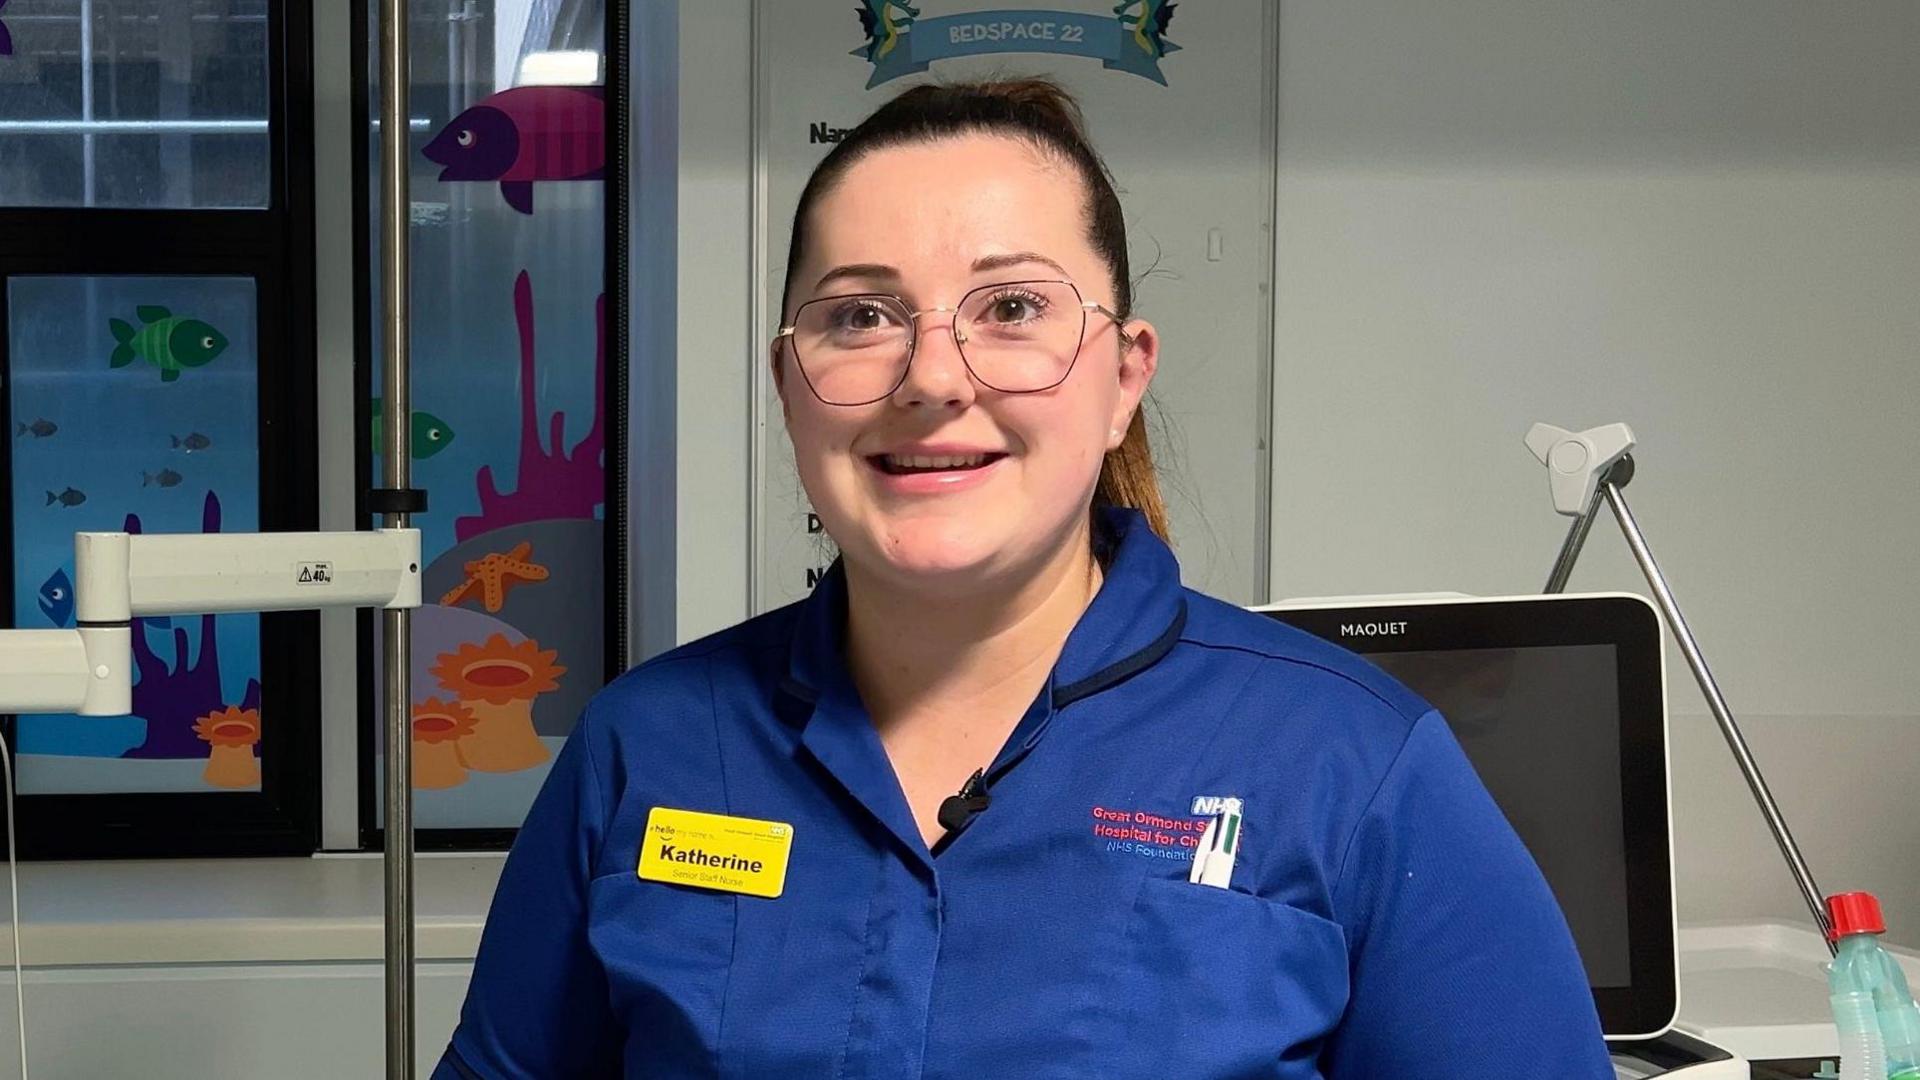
top-left (971, 251), bottom-right (1070, 278)
top-left (813, 263), bottom-right (899, 292)
top-left (811, 251), bottom-right (1072, 293)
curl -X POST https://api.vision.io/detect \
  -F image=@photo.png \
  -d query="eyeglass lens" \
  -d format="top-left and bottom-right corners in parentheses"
top-left (789, 280), bottom-right (1089, 405)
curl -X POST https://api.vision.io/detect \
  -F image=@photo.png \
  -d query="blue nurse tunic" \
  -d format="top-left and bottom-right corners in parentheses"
top-left (437, 508), bottom-right (1614, 1078)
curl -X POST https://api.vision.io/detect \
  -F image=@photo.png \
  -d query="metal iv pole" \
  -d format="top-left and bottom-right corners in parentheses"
top-left (1527, 423), bottom-right (1835, 955)
top-left (378, 0), bottom-right (419, 1072)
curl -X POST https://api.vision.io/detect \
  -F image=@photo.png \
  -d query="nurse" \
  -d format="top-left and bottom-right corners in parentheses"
top-left (438, 79), bottom-right (1614, 1078)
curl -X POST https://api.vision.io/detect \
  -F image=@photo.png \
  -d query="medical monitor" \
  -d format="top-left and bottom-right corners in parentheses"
top-left (1253, 592), bottom-right (1676, 1039)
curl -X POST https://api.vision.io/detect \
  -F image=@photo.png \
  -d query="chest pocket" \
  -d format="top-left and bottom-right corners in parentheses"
top-left (588, 871), bottom-right (737, 1075)
top-left (1124, 876), bottom-right (1349, 1077)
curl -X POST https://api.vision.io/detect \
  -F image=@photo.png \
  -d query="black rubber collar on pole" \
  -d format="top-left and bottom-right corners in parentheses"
top-left (366, 487), bottom-right (428, 515)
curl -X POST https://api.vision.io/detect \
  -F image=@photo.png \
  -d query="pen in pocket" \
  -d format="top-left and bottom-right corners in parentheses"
top-left (1188, 797), bottom-right (1243, 888)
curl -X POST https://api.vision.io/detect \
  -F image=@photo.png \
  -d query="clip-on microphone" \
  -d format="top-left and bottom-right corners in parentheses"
top-left (936, 768), bottom-right (992, 834)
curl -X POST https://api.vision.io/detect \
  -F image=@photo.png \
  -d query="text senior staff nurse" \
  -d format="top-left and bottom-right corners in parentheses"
top-left (435, 79), bottom-right (1615, 1078)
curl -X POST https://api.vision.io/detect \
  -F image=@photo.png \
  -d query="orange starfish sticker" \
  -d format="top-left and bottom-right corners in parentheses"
top-left (441, 540), bottom-right (550, 613)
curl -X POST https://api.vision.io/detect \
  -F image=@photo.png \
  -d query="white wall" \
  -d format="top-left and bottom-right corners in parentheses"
top-left (671, 1), bottom-right (755, 643)
top-left (1269, 1), bottom-right (1920, 943)
top-left (668, 0), bottom-right (1920, 946)
top-left (745, 0), bottom-right (1280, 611)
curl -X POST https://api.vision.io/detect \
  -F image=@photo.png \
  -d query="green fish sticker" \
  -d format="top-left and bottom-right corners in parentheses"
top-left (371, 400), bottom-right (457, 460)
top-left (108, 306), bottom-right (229, 383)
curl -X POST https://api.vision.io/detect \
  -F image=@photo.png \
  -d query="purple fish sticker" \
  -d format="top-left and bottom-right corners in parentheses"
top-left (0, 0), bottom-right (12, 56)
top-left (422, 85), bottom-right (605, 214)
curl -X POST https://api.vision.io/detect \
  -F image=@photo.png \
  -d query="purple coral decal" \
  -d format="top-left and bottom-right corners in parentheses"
top-left (453, 272), bottom-right (605, 542)
top-left (120, 491), bottom-right (261, 759)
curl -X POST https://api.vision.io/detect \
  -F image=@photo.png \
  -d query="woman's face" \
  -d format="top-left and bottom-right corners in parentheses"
top-left (776, 132), bottom-right (1158, 591)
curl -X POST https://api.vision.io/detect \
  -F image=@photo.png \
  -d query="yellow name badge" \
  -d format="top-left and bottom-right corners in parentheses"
top-left (638, 806), bottom-right (793, 899)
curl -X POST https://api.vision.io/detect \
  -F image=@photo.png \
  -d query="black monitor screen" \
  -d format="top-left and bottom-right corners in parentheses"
top-left (1366, 644), bottom-right (1631, 987)
top-left (1258, 595), bottom-right (1673, 1036)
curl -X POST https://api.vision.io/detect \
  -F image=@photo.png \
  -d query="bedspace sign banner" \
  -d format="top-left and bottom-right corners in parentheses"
top-left (852, 1), bottom-right (1182, 86)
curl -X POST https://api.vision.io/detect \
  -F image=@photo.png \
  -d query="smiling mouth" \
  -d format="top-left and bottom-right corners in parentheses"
top-left (870, 452), bottom-right (1008, 475)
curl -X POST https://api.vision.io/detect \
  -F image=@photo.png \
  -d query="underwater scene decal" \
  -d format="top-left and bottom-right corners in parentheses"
top-left (7, 276), bottom-right (263, 795)
top-left (372, 267), bottom-right (606, 830)
top-left (369, 1), bottom-right (611, 830)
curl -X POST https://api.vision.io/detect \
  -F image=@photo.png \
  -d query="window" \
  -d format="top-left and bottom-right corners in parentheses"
top-left (0, 0), bottom-right (272, 209)
top-left (0, 1), bottom-right (316, 858)
top-left (7, 274), bottom-right (262, 795)
top-left (354, 0), bottom-right (624, 845)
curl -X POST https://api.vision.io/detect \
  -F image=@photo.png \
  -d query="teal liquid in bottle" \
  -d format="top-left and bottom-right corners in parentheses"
top-left (1874, 942), bottom-right (1920, 1080)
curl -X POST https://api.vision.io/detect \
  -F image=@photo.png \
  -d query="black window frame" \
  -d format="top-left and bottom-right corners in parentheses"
top-left (350, 0), bottom-right (629, 852)
top-left (0, 1), bottom-right (321, 859)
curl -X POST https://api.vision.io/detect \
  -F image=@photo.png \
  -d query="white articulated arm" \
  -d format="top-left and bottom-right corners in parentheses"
top-left (1525, 422), bottom-right (1636, 517)
top-left (0, 529), bottom-right (420, 716)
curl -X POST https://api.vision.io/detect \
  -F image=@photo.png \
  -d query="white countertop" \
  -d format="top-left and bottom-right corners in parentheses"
top-left (0, 853), bottom-right (1896, 1063)
top-left (1677, 919), bottom-right (1920, 1061)
top-left (0, 854), bottom-right (506, 967)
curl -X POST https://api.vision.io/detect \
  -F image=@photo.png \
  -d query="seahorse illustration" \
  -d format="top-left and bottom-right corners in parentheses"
top-left (855, 0), bottom-right (922, 61)
top-left (1113, 0), bottom-right (1178, 58)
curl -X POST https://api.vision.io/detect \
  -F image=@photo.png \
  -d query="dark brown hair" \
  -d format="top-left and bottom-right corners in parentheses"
top-left (779, 77), bottom-right (1170, 542)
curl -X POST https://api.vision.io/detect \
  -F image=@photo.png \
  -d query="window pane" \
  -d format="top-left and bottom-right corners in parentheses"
top-left (7, 275), bottom-right (262, 794)
top-left (367, 0), bottom-right (608, 831)
top-left (0, 0), bottom-right (271, 208)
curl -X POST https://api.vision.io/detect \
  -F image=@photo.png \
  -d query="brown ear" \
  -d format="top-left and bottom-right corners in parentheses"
top-left (770, 338), bottom-right (795, 424)
top-left (774, 337), bottom-right (797, 399)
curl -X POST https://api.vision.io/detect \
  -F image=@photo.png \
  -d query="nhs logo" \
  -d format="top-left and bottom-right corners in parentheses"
top-left (1190, 795), bottom-right (1237, 816)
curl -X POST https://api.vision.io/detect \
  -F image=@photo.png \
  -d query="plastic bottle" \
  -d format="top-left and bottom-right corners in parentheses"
top-left (1830, 892), bottom-right (1889, 1080)
top-left (1828, 891), bottom-right (1920, 1080)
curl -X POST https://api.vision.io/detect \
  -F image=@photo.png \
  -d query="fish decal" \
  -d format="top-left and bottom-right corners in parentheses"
top-left (0, 0), bottom-right (11, 57)
top-left (109, 306), bottom-right (229, 383)
top-left (422, 85), bottom-right (605, 214)
top-left (855, 0), bottom-right (921, 61)
top-left (143, 468), bottom-right (184, 489)
top-left (45, 487), bottom-right (86, 507)
top-left (15, 418), bottom-right (56, 438)
top-left (33, 569), bottom-right (172, 632)
top-left (371, 400), bottom-right (457, 459)
top-left (1115, 0), bottom-right (1179, 58)
top-left (171, 432), bottom-right (212, 451)
top-left (38, 568), bottom-right (73, 628)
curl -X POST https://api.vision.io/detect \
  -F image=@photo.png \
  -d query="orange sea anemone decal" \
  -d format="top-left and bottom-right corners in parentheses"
top-left (195, 706), bottom-right (261, 789)
top-left (412, 697), bottom-right (477, 743)
top-left (194, 706), bottom-right (261, 747)
top-left (429, 634), bottom-right (564, 705)
top-left (411, 697), bottom-right (478, 790)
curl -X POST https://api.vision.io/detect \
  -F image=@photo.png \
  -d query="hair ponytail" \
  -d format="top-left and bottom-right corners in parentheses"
top-left (1095, 407), bottom-right (1169, 541)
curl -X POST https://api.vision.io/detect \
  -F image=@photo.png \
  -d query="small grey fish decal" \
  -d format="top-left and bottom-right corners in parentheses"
top-left (143, 469), bottom-right (183, 489)
top-left (170, 432), bottom-right (212, 452)
top-left (45, 487), bottom-right (86, 507)
top-left (16, 418), bottom-right (56, 438)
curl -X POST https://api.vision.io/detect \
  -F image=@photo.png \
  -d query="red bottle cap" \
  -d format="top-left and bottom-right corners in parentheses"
top-left (1827, 892), bottom-right (1886, 940)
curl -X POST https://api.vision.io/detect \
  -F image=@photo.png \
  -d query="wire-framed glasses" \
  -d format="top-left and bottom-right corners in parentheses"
top-left (775, 279), bottom-right (1132, 407)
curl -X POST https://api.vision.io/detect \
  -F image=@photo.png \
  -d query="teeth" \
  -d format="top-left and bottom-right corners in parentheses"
top-left (886, 454), bottom-right (989, 470)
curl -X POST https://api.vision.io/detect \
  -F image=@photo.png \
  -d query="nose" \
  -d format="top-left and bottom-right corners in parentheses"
top-left (890, 308), bottom-right (976, 410)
